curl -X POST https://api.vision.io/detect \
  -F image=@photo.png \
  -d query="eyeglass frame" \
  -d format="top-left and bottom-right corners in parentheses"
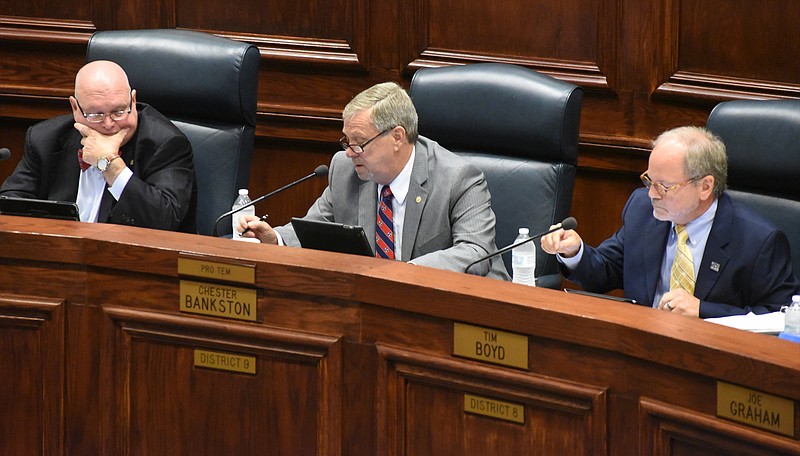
top-left (640, 171), bottom-right (705, 196)
top-left (339, 127), bottom-right (394, 154)
top-left (74, 90), bottom-right (133, 123)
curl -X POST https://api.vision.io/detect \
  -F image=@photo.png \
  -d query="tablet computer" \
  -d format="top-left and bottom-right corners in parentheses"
top-left (0, 196), bottom-right (80, 221)
top-left (291, 217), bottom-right (374, 257)
top-left (564, 288), bottom-right (637, 304)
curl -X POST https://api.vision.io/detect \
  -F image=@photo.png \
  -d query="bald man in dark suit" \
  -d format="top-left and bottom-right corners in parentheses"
top-left (0, 60), bottom-right (196, 232)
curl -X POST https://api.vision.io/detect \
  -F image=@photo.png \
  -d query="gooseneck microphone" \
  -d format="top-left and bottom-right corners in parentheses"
top-left (212, 164), bottom-right (329, 237)
top-left (0, 148), bottom-right (11, 161)
top-left (465, 217), bottom-right (578, 274)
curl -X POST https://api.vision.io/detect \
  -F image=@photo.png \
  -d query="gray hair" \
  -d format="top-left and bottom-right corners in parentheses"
top-left (653, 126), bottom-right (728, 197)
top-left (343, 82), bottom-right (419, 144)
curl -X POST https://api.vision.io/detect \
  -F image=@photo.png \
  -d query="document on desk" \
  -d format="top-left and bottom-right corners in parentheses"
top-left (704, 312), bottom-right (784, 334)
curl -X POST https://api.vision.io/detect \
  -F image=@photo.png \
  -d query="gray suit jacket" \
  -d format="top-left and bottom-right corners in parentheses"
top-left (276, 136), bottom-right (510, 280)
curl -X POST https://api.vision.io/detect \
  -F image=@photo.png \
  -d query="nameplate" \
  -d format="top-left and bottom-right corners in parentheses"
top-left (716, 381), bottom-right (794, 437)
top-left (194, 349), bottom-right (256, 375)
top-left (464, 394), bottom-right (524, 424)
top-left (178, 256), bottom-right (255, 285)
top-left (180, 280), bottom-right (257, 321)
top-left (453, 322), bottom-right (528, 370)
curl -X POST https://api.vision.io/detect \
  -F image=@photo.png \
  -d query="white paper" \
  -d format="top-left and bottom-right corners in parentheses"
top-left (704, 311), bottom-right (785, 334)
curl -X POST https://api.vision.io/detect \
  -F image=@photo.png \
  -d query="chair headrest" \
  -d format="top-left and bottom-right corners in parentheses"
top-left (707, 99), bottom-right (800, 199)
top-left (409, 63), bottom-right (582, 164)
top-left (86, 29), bottom-right (260, 126)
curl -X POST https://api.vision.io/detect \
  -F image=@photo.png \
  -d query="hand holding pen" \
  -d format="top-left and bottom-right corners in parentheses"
top-left (240, 214), bottom-right (268, 237)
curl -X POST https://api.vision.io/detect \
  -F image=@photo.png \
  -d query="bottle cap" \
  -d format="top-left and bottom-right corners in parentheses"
top-left (238, 189), bottom-right (248, 195)
top-left (518, 228), bottom-right (529, 235)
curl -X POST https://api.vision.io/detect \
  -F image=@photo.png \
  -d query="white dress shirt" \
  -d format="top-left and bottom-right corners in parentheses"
top-left (76, 165), bottom-right (132, 222)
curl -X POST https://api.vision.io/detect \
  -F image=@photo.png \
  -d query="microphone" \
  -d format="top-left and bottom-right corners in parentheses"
top-left (212, 164), bottom-right (329, 237)
top-left (465, 217), bottom-right (577, 274)
top-left (0, 148), bottom-right (10, 161)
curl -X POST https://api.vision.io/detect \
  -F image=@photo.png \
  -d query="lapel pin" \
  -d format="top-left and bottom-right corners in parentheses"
top-left (710, 261), bottom-right (720, 272)
top-left (416, 196), bottom-right (422, 203)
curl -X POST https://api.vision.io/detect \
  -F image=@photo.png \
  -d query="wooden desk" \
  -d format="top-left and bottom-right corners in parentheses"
top-left (1, 215), bottom-right (797, 455)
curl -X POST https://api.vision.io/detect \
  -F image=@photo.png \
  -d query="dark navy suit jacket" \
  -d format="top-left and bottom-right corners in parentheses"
top-left (566, 188), bottom-right (799, 317)
top-left (0, 103), bottom-right (197, 232)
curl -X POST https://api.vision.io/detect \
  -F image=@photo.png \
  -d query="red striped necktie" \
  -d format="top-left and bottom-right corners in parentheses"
top-left (375, 185), bottom-right (395, 259)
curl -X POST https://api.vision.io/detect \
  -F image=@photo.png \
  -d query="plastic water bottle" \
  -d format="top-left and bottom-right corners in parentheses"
top-left (779, 295), bottom-right (800, 343)
top-left (231, 189), bottom-right (255, 240)
top-left (511, 228), bottom-right (536, 286)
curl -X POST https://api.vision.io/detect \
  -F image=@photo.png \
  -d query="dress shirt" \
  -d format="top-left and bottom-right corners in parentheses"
top-left (652, 199), bottom-right (717, 307)
top-left (379, 147), bottom-right (415, 259)
top-left (558, 198), bottom-right (718, 307)
top-left (77, 165), bottom-right (132, 222)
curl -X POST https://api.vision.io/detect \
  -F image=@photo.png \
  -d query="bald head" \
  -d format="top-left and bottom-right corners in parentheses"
top-left (74, 60), bottom-right (131, 100)
top-left (71, 60), bottom-right (138, 145)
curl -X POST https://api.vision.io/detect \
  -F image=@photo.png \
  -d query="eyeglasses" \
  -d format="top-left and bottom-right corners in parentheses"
top-left (74, 90), bottom-right (133, 123)
top-left (640, 171), bottom-right (704, 196)
top-left (339, 128), bottom-right (393, 154)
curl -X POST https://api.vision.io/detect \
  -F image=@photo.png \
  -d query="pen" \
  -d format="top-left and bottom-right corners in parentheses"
top-left (239, 214), bottom-right (268, 237)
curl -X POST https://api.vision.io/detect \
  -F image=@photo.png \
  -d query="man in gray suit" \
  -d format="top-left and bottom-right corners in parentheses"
top-left (239, 82), bottom-right (509, 280)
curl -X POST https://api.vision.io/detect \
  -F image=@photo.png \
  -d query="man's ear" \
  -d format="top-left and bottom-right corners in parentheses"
top-left (700, 175), bottom-right (715, 200)
top-left (391, 125), bottom-right (407, 144)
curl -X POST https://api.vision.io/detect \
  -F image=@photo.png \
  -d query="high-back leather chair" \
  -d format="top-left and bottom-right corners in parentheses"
top-left (409, 63), bottom-right (582, 288)
top-left (706, 99), bottom-right (800, 278)
top-left (86, 29), bottom-right (260, 236)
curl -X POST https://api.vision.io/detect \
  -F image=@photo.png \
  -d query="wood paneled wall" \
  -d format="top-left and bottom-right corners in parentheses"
top-left (1, 0), bottom-right (798, 246)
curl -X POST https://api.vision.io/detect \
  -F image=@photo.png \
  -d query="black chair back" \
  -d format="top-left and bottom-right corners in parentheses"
top-left (706, 99), bottom-right (800, 277)
top-left (86, 29), bottom-right (260, 236)
top-left (410, 63), bottom-right (582, 287)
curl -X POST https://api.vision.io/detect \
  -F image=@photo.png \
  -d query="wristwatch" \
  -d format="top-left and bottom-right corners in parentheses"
top-left (97, 154), bottom-right (120, 172)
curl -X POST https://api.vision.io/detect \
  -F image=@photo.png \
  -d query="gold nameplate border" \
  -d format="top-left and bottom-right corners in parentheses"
top-left (453, 322), bottom-right (529, 370)
top-left (178, 256), bottom-right (256, 285)
top-left (716, 381), bottom-right (795, 438)
top-left (194, 349), bottom-right (256, 375)
top-left (464, 393), bottom-right (525, 424)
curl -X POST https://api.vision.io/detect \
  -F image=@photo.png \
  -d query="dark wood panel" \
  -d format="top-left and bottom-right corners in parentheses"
top-left (403, 0), bottom-right (615, 90)
top-left (0, 217), bottom-right (797, 455)
top-left (653, 0), bottom-right (800, 100)
top-left (102, 306), bottom-right (343, 455)
top-left (0, 295), bottom-right (64, 456)
top-left (425, 0), bottom-right (600, 61)
top-left (640, 399), bottom-right (800, 455)
top-left (377, 345), bottom-right (607, 455)
top-left (178, 0), bottom-right (352, 40)
top-left (679, 0), bottom-right (800, 83)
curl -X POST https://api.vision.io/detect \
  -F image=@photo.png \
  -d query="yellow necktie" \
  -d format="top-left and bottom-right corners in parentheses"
top-left (670, 224), bottom-right (695, 295)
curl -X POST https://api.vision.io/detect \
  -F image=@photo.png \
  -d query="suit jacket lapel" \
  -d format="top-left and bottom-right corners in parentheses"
top-left (52, 131), bottom-right (83, 202)
top-left (642, 220), bottom-right (670, 306)
top-left (358, 181), bottom-right (378, 253)
top-left (401, 143), bottom-right (429, 262)
top-left (695, 195), bottom-right (731, 300)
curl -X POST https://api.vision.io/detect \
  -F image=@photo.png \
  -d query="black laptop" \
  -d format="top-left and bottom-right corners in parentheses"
top-left (0, 196), bottom-right (80, 221)
top-left (291, 217), bottom-right (374, 257)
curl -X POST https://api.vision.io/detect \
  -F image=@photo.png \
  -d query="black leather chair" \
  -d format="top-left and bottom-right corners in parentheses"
top-left (409, 63), bottom-right (582, 288)
top-left (706, 99), bottom-right (800, 278)
top-left (86, 29), bottom-right (260, 236)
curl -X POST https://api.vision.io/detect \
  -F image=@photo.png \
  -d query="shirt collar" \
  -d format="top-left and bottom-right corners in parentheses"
top-left (382, 145), bottom-right (415, 205)
top-left (673, 198), bottom-right (718, 245)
